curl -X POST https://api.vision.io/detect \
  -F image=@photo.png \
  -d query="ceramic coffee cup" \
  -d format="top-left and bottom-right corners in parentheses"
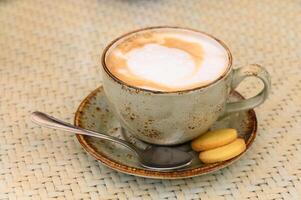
top-left (101, 26), bottom-right (271, 145)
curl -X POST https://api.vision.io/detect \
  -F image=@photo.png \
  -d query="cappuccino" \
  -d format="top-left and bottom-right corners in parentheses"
top-left (105, 28), bottom-right (230, 92)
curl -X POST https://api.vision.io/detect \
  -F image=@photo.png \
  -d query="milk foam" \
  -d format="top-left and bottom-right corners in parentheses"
top-left (105, 28), bottom-right (229, 91)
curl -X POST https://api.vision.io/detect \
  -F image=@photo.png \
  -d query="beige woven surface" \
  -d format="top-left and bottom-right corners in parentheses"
top-left (1, 0), bottom-right (301, 199)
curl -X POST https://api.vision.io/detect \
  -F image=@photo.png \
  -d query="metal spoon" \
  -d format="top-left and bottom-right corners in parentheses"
top-left (31, 111), bottom-right (192, 171)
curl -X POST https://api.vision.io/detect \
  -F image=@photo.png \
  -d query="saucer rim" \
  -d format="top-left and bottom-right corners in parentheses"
top-left (75, 86), bottom-right (257, 179)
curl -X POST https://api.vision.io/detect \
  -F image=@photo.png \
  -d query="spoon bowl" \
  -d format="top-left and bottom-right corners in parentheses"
top-left (139, 146), bottom-right (193, 170)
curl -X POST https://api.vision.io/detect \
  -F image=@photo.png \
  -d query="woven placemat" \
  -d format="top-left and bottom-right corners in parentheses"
top-left (1, 0), bottom-right (300, 199)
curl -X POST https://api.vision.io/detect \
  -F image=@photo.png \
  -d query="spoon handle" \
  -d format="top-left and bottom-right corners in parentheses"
top-left (31, 111), bottom-right (139, 154)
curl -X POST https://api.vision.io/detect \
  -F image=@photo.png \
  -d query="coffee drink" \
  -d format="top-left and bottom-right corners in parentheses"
top-left (105, 28), bottom-right (230, 92)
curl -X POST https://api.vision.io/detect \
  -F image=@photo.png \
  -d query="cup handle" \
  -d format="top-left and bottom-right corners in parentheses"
top-left (224, 64), bottom-right (271, 114)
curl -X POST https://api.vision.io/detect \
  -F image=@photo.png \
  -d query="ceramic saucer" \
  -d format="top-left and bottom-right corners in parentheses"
top-left (74, 86), bottom-right (257, 179)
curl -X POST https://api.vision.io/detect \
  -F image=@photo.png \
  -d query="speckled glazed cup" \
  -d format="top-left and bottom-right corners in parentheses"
top-left (101, 27), bottom-right (271, 145)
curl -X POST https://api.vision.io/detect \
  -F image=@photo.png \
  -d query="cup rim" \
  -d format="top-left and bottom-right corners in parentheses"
top-left (101, 26), bottom-right (233, 94)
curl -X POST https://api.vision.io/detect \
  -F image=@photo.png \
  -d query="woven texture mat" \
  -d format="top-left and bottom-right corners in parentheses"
top-left (1, 0), bottom-right (301, 199)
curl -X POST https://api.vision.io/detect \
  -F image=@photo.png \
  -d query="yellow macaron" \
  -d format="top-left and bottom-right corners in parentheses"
top-left (191, 128), bottom-right (238, 151)
top-left (199, 138), bottom-right (246, 164)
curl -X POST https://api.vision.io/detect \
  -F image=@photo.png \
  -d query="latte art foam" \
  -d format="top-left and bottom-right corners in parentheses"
top-left (105, 28), bottom-right (229, 92)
